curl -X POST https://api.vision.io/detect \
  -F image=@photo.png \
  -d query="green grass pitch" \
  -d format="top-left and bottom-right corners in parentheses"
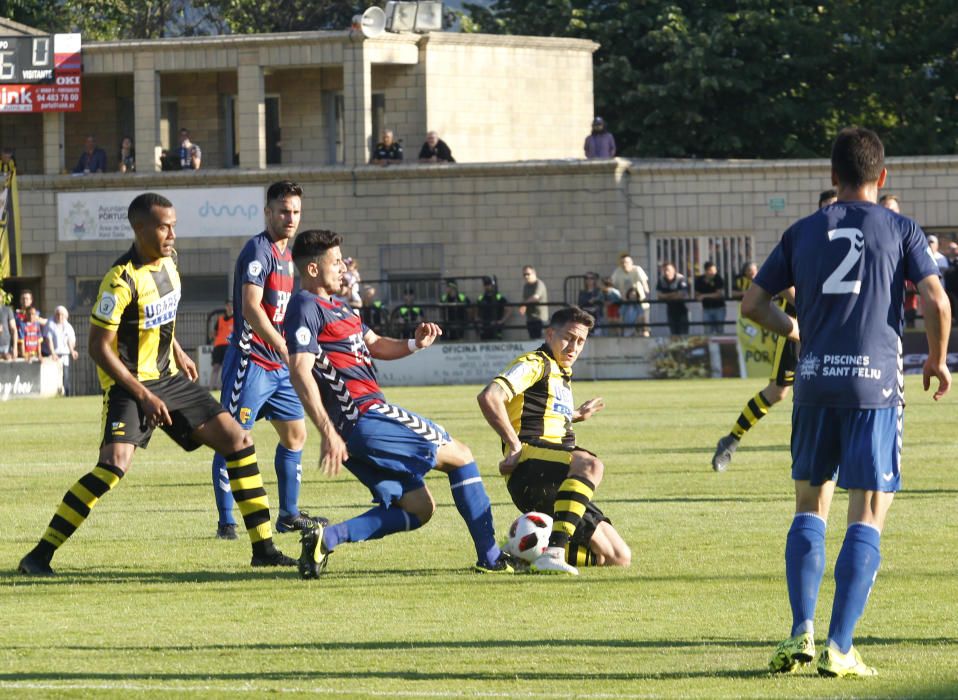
top-left (2, 377), bottom-right (956, 698)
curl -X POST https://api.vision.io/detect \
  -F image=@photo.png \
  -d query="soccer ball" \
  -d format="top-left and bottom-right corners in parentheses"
top-left (507, 511), bottom-right (553, 563)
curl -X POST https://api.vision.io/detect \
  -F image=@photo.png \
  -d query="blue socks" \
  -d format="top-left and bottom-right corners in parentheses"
top-left (323, 505), bottom-right (422, 551)
top-left (275, 445), bottom-right (303, 517)
top-left (448, 462), bottom-right (501, 567)
top-left (828, 522), bottom-right (882, 653)
top-left (212, 453), bottom-right (236, 526)
top-left (785, 512), bottom-right (827, 636)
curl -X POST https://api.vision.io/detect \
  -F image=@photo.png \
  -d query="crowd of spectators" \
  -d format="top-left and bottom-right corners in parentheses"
top-left (0, 289), bottom-right (77, 394)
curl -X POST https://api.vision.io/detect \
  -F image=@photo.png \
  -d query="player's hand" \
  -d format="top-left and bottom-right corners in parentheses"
top-left (140, 391), bottom-right (172, 428)
top-left (498, 447), bottom-right (522, 476)
top-left (575, 397), bottom-right (605, 422)
top-left (320, 430), bottom-right (349, 477)
top-left (414, 322), bottom-right (442, 349)
top-left (922, 359), bottom-right (951, 401)
top-left (278, 344), bottom-right (290, 367)
top-left (177, 352), bottom-right (199, 382)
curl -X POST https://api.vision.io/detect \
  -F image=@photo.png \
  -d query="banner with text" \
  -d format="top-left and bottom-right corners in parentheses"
top-left (0, 360), bottom-right (61, 399)
top-left (0, 34), bottom-right (82, 113)
top-left (57, 186), bottom-right (266, 241)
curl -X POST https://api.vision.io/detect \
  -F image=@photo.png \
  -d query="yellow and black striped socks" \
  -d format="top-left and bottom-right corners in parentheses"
top-left (730, 390), bottom-right (771, 440)
top-left (566, 541), bottom-right (598, 567)
top-left (548, 475), bottom-right (595, 549)
top-left (31, 462), bottom-right (125, 561)
top-left (224, 445), bottom-right (277, 556)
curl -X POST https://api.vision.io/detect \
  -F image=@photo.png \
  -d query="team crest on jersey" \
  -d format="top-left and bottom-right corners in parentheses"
top-left (295, 326), bottom-right (311, 346)
top-left (799, 353), bottom-right (820, 380)
top-left (97, 292), bottom-right (117, 319)
top-left (239, 407), bottom-right (252, 423)
top-left (248, 260), bottom-right (263, 277)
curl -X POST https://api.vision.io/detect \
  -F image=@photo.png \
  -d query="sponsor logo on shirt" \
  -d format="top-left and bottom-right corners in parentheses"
top-left (799, 353), bottom-right (820, 380)
top-left (143, 290), bottom-right (180, 329)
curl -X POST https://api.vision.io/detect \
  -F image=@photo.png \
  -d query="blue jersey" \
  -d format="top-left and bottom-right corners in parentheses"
top-left (231, 231), bottom-right (295, 371)
top-left (755, 201), bottom-right (939, 409)
top-left (284, 289), bottom-right (385, 436)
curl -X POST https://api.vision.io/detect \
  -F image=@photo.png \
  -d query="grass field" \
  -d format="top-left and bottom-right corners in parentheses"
top-left (2, 377), bottom-right (957, 699)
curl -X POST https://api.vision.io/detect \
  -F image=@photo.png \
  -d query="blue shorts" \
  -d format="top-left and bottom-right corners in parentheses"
top-left (345, 403), bottom-right (451, 506)
top-left (219, 344), bottom-right (304, 428)
top-left (791, 404), bottom-right (902, 492)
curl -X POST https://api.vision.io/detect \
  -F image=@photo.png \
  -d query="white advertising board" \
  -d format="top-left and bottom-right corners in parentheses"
top-left (57, 186), bottom-right (265, 241)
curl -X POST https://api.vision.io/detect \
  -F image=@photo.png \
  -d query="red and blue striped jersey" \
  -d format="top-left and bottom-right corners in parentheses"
top-left (284, 289), bottom-right (385, 436)
top-left (231, 231), bottom-right (295, 370)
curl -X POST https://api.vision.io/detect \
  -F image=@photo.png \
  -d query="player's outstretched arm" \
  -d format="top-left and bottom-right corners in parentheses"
top-left (288, 352), bottom-right (348, 475)
top-left (573, 397), bottom-right (605, 423)
top-left (477, 382), bottom-right (523, 475)
top-left (917, 274), bottom-right (952, 400)
top-left (89, 324), bottom-right (171, 428)
top-left (365, 322), bottom-right (443, 360)
top-left (742, 283), bottom-right (799, 341)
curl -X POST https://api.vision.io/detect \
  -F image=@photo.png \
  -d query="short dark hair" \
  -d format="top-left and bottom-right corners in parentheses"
top-left (703, 260), bottom-right (716, 271)
top-left (266, 180), bottom-right (303, 205)
top-left (879, 193), bottom-right (899, 205)
top-left (292, 229), bottom-right (343, 271)
top-left (831, 127), bottom-right (884, 189)
top-left (128, 192), bottom-right (173, 227)
top-left (818, 188), bottom-right (837, 207)
top-left (549, 305), bottom-right (595, 330)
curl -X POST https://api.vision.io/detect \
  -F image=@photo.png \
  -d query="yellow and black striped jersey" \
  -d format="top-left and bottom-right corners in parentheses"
top-left (90, 246), bottom-right (181, 390)
top-left (493, 344), bottom-right (575, 450)
top-left (736, 274), bottom-right (796, 316)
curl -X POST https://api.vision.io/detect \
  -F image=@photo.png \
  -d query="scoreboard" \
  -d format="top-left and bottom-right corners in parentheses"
top-left (0, 34), bottom-right (82, 113)
top-left (0, 35), bottom-right (55, 84)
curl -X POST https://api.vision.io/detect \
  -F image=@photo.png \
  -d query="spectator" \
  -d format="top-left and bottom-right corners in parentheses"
top-left (621, 287), bottom-right (644, 337)
top-left (577, 273), bottom-right (604, 334)
top-left (45, 306), bottom-right (78, 395)
top-left (159, 149), bottom-right (179, 171)
top-left (928, 235), bottom-right (949, 273)
top-left (178, 128), bottom-right (202, 170)
top-left (611, 253), bottom-right (651, 336)
top-left (1, 146), bottom-right (16, 180)
top-left (397, 288), bottom-right (422, 338)
top-left (371, 129), bottom-right (403, 166)
top-left (0, 293), bottom-right (17, 359)
top-left (439, 279), bottom-right (469, 341)
top-left (878, 193), bottom-right (899, 213)
top-left (19, 306), bottom-right (42, 360)
top-left (732, 261), bottom-right (758, 300)
top-left (599, 277), bottom-right (623, 335)
top-left (476, 276), bottom-right (509, 340)
top-left (343, 257), bottom-right (362, 310)
top-left (360, 285), bottom-right (387, 334)
top-left (118, 136), bottom-right (136, 173)
top-left (584, 117), bottom-right (616, 159)
top-left (694, 261), bottom-right (727, 334)
top-left (519, 265), bottom-right (548, 339)
top-left (72, 135), bottom-right (107, 174)
top-left (418, 131), bottom-right (455, 163)
top-left (15, 289), bottom-right (44, 341)
top-left (209, 299), bottom-right (233, 390)
top-left (656, 261), bottom-right (690, 335)
top-left (944, 241), bottom-right (958, 322)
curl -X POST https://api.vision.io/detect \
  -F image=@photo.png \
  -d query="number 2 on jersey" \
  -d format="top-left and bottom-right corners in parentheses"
top-left (822, 228), bottom-right (864, 295)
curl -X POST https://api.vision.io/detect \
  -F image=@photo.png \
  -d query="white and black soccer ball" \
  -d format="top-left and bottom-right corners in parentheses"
top-left (507, 511), bottom-right (553, 563)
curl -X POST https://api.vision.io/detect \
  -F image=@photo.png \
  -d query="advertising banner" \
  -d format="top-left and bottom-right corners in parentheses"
top-left (57, 186), bottom-right (266, 241)
top-left (0, 360), bottom-right (61, 399)
top-left (736, 315), bottom-right (778, 378)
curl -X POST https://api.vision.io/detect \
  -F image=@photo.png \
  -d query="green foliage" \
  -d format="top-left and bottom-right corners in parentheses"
top-left (465, 0), bottom-right (958, 158)
top-left (206, 0), bottom-right (378, 34)
top-left (2, 378), bottom-right (958, 697)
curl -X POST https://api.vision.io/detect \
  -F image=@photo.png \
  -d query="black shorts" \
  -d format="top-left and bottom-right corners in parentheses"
top-left (101, 373), bottom-right (225, 451)
top-left (211, 344), bottom-right (228, 365)
top-left (505, 444), bottom-right (610, 548)
top-left (770, 333), bottom-right (797, 387)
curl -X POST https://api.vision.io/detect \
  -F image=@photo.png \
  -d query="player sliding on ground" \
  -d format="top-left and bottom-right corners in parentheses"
top-left (744, 128), bottom-right (950, 677)
top-left (285, 229), bottom-right (513, 578)
top-left (477, 305), bottom-right (631, 575)
top-left (17, 193), bottom-right (295, 576)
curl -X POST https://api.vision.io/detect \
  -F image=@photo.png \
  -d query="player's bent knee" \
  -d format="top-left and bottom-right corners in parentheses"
top-left (571, 454), bottom-right (604, 484)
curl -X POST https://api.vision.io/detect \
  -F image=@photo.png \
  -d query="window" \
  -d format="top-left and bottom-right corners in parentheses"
top-left (324, 92), bottom-right (345, 164)
top-left (652, 234), bottom-right (754, 294)
top-left (160, 99), bottom-right (178, 151)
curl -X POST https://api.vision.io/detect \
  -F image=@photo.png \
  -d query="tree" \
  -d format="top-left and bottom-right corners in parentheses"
top-left (206, 0), bottom-right (378, 34)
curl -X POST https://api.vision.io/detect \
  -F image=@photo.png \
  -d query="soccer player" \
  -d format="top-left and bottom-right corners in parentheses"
top-left (17, 193), bottom-right (294, 576)
top-left (285, 229), bottom-right (512, 577)
top-left (477, 306), bottom-right (631, 575)
top-left (211, 181), bottom-right (322, 540)
top-left (711, 188), bottom-right (838, 472)
top-left (745, 128), bottom-right (950, 677)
